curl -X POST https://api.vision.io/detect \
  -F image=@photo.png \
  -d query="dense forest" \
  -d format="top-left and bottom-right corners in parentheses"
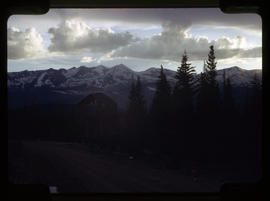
top-left (8, 45), bottom-right (262, 174)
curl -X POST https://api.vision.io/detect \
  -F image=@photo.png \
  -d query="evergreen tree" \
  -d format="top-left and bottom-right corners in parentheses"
top-left (206, 45), bottom-right (217, 80)
top-left (242, 74), bottom-right (262, 129)
top-left (126, 76), bottom-right (147, 153)
top-left (151, 65), bottom-right (171, 121)
top-left (127, 76), bottom-right (146, 118)
top-left (239, 74), bottom-right (262, 169)
top-left (135, 76), bottom-right (146, 115)
top-left (173, 50), bottom-right (196, 114)
top-left (250, 73), bottom-right (262, 143)
top-left (220, 70), bottom-right (238, 163)
top-left (223, 71), bottom-right (235, 113)
top-left (194, 64), bottom-right (210, 163)
top-left (150, 65), bottom-right (171, 153)
top-left (248, 73), bottom-right (262, 140)
top-left (196, 46), bottom-right (221, 123)
top-left (196, 61), bottom-right (209, 114)
top-left (205, 45), bottom-right (221, 113)
top-left (250, 74), bottom-right (262, 116)
top-left (195, 46), bottom-right (221, 163)
top-left (128, 80), bottom-right (136, 112)
top-left (171, 50), bottom-right (196, 164)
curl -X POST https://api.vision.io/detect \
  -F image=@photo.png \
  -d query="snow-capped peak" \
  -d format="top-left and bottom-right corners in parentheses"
top-left (106, 64), bottom-right (135, 80)
top-left (109, 64), bottom-right (134, 73)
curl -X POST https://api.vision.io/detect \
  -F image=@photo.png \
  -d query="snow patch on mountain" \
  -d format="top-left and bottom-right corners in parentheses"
top-left (8, 73), bottom-right (37, 88)
top-left (44, 79), bottom-right (55, 87)
top-left (34, 72), bottom-right (47, 87)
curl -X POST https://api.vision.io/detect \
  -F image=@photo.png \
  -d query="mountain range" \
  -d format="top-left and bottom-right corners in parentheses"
top-left (8, 64), bottom-right (262, 109)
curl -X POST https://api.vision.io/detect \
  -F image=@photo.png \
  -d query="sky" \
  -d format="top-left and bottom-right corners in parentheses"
top-left (7, 8), bottom-right (262, 73)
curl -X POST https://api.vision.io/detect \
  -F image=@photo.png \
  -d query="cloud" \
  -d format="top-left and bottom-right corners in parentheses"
top-left (238, 47), bottom-right (262, 58)
top-left (8, 9), bottom-right (261, 65)
top-left (110, 22), bottom-right (261, 61)
top-left (48, 19), bottom-right (137, 54)
top-left (80, 56), bottom-right (95, 63)
top-left (48, 8), bottom-right (261, 32)
top-left (8, 27), bottom-right (46, 60)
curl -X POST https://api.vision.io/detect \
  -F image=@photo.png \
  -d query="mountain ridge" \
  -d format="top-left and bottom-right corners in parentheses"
top-left (8, 64), bottom-right (262, 109)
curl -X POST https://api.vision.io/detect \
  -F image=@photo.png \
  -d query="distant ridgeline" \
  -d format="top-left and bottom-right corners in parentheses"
top-left (8, 64), bottom-right (262, 109)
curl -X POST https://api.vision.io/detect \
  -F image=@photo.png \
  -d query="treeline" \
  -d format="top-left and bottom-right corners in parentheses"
top-left (8, 45), bottom-right (262, 173)
top-left (124, 45), bottom-right (262, 169)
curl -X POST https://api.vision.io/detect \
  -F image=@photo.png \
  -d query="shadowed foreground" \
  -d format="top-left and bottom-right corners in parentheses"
top-left (9, 140), bottom-right (221, 193)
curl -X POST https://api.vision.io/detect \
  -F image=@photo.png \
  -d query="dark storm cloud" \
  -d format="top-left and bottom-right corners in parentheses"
top-left (49, 8), bottom-right (261, 32)
top-left (238, 47), bottom-right (262, 58)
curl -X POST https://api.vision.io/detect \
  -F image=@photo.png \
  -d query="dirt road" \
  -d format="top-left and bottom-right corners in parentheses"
top-left (13, 141), bottom-right (221, 193)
